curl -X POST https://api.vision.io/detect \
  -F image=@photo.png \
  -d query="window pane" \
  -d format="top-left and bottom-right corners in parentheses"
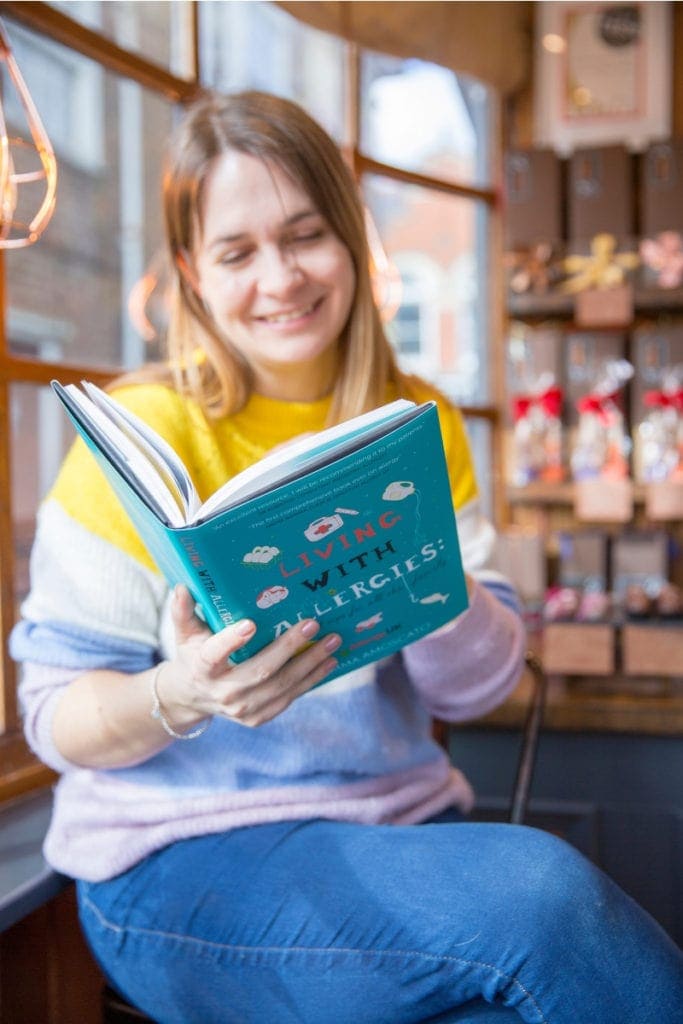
top-left (3, 20), bottom-right (173, 369)
top-left (199, 0), bottom-right (348, 144)
top-left (464, 417), bottom-right (493, 521)
top-left (46, 1), bottom-right (194, 78)
top-left (360, 51), bottom-right (493, 189)
top-left (363, 174), bottom-right (490, 405)
top-left (11, 384), bottom-right (73, 612)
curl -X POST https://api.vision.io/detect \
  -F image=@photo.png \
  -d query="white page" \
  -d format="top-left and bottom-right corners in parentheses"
top-left (193, 399), bottom-right (418, 522)
top-left (82, 382), bottom-right (200, 520)
top-left (62, 384), bottom-right (187, 527)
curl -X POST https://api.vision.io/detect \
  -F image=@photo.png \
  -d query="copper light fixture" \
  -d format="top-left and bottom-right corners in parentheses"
top-left (0, 18), bottom-right (57, 248)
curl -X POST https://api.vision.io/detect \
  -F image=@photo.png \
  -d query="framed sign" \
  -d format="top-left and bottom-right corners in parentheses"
top-left (534, 2), bottom-right (672, 154)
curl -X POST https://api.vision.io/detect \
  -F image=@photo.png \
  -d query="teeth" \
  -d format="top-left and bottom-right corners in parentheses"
top-left (263, 302), bottom-right (317, 324)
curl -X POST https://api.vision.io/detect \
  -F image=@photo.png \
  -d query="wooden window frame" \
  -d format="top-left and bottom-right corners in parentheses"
top-left (0, 1), bottom-right (502, 804)
top-left (0, 0), bottom-right (203, 801)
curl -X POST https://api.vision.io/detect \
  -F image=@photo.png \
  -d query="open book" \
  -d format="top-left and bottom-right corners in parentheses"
top-left (52, 381), bottom-right (468, 681)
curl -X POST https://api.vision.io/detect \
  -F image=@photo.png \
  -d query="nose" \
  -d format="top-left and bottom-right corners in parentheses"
top-left (257, 245), bottom-right (304, 296)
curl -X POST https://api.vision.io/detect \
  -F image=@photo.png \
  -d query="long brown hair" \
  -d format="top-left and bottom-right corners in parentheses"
top-left (132, 90), bottom-right (407, 424)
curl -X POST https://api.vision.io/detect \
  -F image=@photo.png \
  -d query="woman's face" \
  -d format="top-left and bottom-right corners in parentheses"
top-left (191, 150), bottom-right (356, 400)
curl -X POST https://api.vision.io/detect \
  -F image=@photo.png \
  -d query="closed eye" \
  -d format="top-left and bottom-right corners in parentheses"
top-left (218, 248), bottom-right (253, 266)
top-left (287, 228), bottom-right (325, 245)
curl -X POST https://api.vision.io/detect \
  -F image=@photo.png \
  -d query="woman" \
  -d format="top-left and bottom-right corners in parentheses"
top-left (12, 92), bottom-right (683, 1023)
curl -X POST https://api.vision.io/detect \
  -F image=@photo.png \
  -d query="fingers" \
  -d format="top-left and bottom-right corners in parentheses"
top-left (171, 585), bottom-right (211, 645)
top-left (170, 594), bottom-right (342, 726)
top-left (237, 650), bottom-right (339, 727)
top-left (202, 615), bottom-right (318, 673)
top-left (216, 622), bottom-right (342, 727)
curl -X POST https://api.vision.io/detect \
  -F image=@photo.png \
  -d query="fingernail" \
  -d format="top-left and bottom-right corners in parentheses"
top-left (237, 619), bottom-right (255, 637)
top-left (323, 657), bottom-right (338, 674)
top-left (300, 620), bottom-right (320, 639)
top-left (324, 634), bottom-right (341, 652)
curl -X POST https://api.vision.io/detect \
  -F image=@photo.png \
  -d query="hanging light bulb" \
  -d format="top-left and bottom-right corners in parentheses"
top-left (0, 19), bottom-right (57, 248)
top-left (364, 206), bottom-right (403, 322)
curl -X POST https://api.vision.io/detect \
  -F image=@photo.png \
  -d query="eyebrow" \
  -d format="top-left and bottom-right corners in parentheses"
top-left (205, 209), bottom-right (321, 251)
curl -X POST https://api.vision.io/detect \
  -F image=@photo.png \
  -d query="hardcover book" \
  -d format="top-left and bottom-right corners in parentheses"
top-left (52, 381), bottom-right (469, 682)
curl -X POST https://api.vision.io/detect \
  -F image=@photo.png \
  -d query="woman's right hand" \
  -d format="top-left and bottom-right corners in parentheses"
top-left (155, 585), bottom-right (341, 730)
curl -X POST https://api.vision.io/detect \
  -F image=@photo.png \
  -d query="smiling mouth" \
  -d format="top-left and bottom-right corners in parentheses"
top-left (259, 299), bottom-right (322, 324)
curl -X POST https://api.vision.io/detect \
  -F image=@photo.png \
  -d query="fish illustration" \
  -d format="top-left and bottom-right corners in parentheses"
top-left (419, 592), bottom-right (449, 605)
top-left (355, 612), bottom-right (384, 632)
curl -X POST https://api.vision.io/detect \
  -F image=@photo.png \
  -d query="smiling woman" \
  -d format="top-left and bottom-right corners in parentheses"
top-left (188, 151), bottom-right (356, 401)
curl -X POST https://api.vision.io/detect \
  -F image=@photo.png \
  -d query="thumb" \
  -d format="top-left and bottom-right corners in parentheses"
top-left (171, 584), bottom-right (210, 645)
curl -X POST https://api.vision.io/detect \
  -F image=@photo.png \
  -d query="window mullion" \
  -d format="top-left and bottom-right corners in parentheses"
top-left (0, 0), bottom-right (201, 101)
top-left (0, 377), bottom-right (18, 734)
top-left (356, 154), bottom-right (497, 206)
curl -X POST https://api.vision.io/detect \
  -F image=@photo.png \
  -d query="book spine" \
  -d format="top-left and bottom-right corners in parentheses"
top-left (172, 529), bottom-right (240, 632)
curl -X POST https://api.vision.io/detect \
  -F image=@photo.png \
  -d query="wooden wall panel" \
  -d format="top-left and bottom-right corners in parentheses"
top-left (0, 886), bottom-right (103, 1024)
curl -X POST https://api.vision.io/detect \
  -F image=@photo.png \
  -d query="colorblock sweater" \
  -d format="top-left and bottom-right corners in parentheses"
top-left (11, 378), bottom-right (525, 881)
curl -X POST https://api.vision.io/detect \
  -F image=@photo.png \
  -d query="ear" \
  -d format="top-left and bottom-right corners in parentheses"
top-left (175, 248), bottom-right (202, 296)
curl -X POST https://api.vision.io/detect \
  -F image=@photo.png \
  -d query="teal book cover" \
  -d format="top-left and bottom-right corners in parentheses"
top-left (53, 385), bottom-right (468, 683)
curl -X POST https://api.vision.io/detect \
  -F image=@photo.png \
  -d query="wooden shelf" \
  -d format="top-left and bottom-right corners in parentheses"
top-left (507, 285), bottom-right (683, 321)
top-left (507, 482), bottom-right (648, 506)
top-left (472, 667), bottom-right (683, 737)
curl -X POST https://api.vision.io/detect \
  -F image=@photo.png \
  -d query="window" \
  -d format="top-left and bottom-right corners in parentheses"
top-left (0, 1), bottom-right (198, 799)
top-left (47, 1), bottom-right (194, 80)
top-left (363, 173), bottom-right (491, 405)
top-left (4, 21), bottom-right (105, 170)
top-left (199, 0), bottom-right (348, 144)
top-left (0, 2), bottom-right (501, 802)
top-left (360, 52), bottom-right (493, 189)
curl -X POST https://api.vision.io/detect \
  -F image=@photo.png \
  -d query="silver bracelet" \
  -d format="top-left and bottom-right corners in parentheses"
top-left (150, 662), bottom-right (210, 741)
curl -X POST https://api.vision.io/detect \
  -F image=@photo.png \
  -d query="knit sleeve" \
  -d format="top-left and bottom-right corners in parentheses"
top-left (400, 580), bottom-right (525, 721)
top-left (8, 386), bottom-right (189, 768)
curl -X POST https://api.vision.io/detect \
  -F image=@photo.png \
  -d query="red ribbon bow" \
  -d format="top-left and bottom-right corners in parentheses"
top-left (644, 388), bottom-right (683, 412)
top-left (576, 391), bottom-right (621, 423)
top-left (512, 385), bottom-right (563, 422)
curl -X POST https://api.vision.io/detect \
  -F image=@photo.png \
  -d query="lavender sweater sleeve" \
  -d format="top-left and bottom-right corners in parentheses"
top-left (401, 579), bottom-right (526, 721)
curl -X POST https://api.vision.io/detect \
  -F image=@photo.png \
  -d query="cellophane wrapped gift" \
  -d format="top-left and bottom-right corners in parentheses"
top-left (636, 368), bottom-right (683, 483)
top-left (571, 359), bottom-right (633, 481)
top-left (510, 373), bottom-right (564, 486)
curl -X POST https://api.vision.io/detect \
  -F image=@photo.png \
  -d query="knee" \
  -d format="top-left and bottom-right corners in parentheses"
top-left (498, 826), bottom-right (612, 937)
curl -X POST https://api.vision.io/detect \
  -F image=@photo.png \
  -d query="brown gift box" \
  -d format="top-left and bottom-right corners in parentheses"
top-left (639, 140), bottom-right (683, 236)
top-left (543, 623), bottom-right (615, 675)
top-left (504, 149), bottom-right (563, 249)
top-left (557, 530), bottom-right (608, 590)
top-left (574, 285), bottom-right (633, 328)
top-left (611, 531), bottom-right (669, 596)
top-left (645, 482), bottom-right (683, 521)
top-left (622, 623), bottom-right (683, 676)
top-left (568, 145), bottom-right (634, 245)
top-left (574, 479), bottom-right (634, 523)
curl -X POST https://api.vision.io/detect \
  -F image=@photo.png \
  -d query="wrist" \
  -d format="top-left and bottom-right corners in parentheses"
top-left (150, 662), bottom-right (211, 741)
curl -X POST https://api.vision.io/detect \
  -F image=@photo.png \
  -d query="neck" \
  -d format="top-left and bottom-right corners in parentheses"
top-left (253, 351), bottom-right (338, 403)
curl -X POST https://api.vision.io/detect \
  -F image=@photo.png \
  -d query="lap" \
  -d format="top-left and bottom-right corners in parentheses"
top-left (78, 818), bottom-right (683, 1024)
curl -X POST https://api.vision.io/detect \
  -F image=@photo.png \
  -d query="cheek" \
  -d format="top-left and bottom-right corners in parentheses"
top-left (323, 247), bottom-right (356, 312)
top-left (201, 270), bottom-right (249, 320)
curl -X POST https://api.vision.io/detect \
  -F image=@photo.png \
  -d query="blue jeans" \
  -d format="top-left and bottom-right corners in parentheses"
top-left (78, 816), bottom-right (683, 1024)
